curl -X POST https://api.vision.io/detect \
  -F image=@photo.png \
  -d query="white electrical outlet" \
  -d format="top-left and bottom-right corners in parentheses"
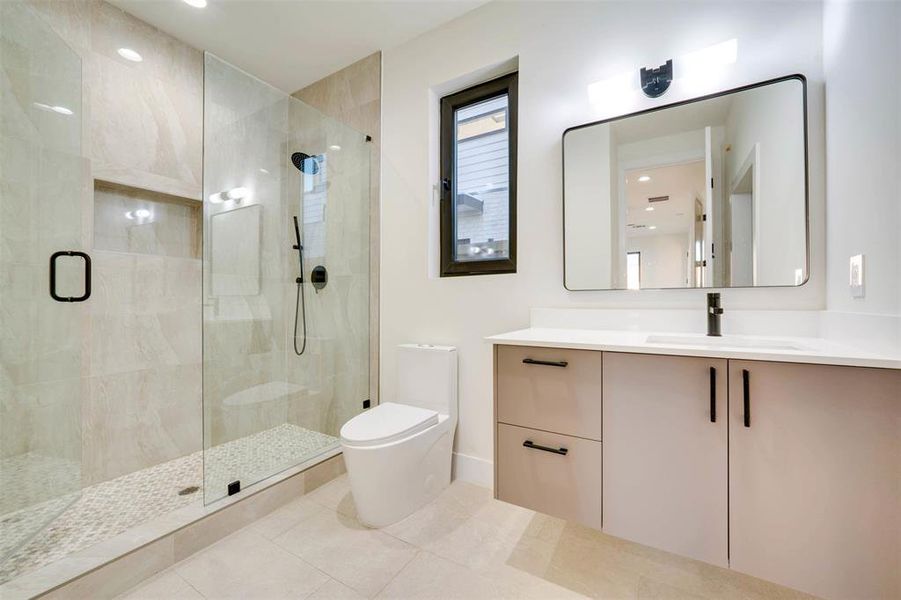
top-left (849, 254), bottom-right (865, 298)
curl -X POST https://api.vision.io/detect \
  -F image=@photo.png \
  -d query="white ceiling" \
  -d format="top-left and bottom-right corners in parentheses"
top-left (109, 0), bottom-right (484, 92)
top-left (625, 161), bottom-right (706, 236)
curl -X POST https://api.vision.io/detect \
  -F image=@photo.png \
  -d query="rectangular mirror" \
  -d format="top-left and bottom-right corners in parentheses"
top-left (563, 75), bottom-right (808, 291)
top-left (211, 204), bottom-right (262, 296)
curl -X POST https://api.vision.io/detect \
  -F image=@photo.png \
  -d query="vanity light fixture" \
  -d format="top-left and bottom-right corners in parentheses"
top-left (588, 39), bottom-right (738, 108)
top-left (117, 48), bottom-right (143, 62)
top-left (640, 59), bottom-right (673, 98)
top-left (182, 0), bottom-right (207, 7)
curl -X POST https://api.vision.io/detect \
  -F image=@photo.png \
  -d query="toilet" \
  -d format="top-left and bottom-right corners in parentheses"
top-left (340, 344), bottom-right (457, 527)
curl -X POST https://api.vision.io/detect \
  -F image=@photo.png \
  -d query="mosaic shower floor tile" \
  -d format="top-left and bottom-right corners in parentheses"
top-left (0, 424), bottom-right (338, 584)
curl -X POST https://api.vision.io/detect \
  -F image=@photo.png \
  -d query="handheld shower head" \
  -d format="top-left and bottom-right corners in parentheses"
top-left (290, 152), bottom-right (320, 175)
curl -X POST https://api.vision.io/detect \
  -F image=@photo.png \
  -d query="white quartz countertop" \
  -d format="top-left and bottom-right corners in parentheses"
top-left (486, 328), bottom-right (901, 370)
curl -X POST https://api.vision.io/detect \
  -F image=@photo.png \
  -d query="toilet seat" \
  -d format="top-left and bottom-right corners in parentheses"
top-left (340, 402), bottom-right (439, 447)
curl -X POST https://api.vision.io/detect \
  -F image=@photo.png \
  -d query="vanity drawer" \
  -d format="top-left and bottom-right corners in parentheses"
top-left (496, 423), bottom-right (602, 529)
top-left (496, 345), bottom-right (602, 440)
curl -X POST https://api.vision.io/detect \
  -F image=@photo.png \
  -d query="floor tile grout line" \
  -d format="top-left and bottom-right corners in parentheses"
top-left (265, 505), bottom-right (369, 598)
top-left (369, 548), bottom-right (424, 600)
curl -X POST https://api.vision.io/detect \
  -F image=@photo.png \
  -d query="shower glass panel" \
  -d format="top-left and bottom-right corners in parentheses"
top-left (202, 54), bottom-right (370, 503)
top-left (0, 0), bottom-right (86, 568)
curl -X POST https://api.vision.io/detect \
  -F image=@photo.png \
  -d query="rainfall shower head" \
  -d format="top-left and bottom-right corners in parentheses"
top-left (291, 152), bottom-right (320, 175)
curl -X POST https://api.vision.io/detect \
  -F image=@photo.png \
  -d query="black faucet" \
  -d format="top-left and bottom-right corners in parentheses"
top-left (707, 293), bottom-right (724, 337)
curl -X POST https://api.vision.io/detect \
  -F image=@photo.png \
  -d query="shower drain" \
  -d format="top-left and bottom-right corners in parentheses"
top-left (178, 486), bottom-right (200, 496)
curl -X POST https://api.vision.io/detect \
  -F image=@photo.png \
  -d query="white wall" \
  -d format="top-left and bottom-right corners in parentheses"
top-left (626, 234), bottom-right (688, 289)
top-left (380, 1), bottom-right (826, 473)
top-left (724, 80), bottom-right (807, 286)
top-left (823, 0), bottom-right (901, 317)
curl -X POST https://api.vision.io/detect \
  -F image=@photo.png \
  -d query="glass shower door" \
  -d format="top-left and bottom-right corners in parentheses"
top-left (202, 54), bottom-right (370, 503)
top-left (0, 0), bottom-right (86, 570)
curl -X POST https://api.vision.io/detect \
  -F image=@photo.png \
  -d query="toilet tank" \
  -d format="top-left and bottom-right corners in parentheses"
top-left (396, 344), bottom-right (457, 419)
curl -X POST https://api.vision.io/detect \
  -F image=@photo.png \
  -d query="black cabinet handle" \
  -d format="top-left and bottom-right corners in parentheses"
top-left (522, 358), bottom-right (568, 368)
top-left (709, 366), bottom-right (717, 423)
top-left (742, 369), bottom-right (751, 428)
top-left (523, 440), bottom-right (568, 455)
top-left (50, 251), bottom-right (91, 303)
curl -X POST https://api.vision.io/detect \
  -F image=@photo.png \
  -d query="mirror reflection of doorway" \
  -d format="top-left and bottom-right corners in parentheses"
top-left (729, 146), bottom-right (757, 286)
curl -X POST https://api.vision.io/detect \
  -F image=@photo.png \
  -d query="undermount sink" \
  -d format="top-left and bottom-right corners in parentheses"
top-left (645, 334), bottom-right (808, 352)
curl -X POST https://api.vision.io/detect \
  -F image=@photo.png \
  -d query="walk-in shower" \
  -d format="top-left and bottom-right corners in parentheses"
top-left (0, 2), bottom-right (370, 585)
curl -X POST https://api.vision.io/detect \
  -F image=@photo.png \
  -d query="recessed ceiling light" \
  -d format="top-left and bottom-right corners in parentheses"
top-left (329, 145), bottom-right (341, 151)
top-left (648, 225), bottom-right (657, 230)
top-left (645, 206), bottom-right (654, 212)
top-left (183, 0), bottom-right (207, 7)
top-left (638, 175), bottom-right (651, 182)
top-left (117, 48), bottom-right (142, 62)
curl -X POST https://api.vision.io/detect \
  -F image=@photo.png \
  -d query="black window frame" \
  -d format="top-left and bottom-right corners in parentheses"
top-left (439, 72), bottom-right (518, 277)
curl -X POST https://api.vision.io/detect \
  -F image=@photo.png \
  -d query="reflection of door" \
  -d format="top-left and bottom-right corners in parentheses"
top-left (730, 193), bottom-right (753, 286)
top-left (703, 127), bottom-right (714, 286)
top-left (1, 0), bottom-right (86, 567)
top-left (693, 199), bottom-right (705, 287)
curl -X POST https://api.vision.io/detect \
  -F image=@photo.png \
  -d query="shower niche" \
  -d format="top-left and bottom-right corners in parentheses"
top-left (93, 180), bottom-right (201, 259)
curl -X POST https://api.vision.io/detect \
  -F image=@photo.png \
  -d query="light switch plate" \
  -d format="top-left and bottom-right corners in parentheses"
top-left (849, 254), bottom-right (865, 298)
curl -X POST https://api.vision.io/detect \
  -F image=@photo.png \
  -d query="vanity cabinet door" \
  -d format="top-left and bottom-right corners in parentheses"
top-left (603, 353), bottom-right (728, 567)
top-left (729, 361), bottom-right (901, 600)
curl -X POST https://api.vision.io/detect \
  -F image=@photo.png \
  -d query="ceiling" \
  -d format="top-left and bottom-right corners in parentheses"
top-left (109, 0), bottom-right (484, 92)
top-left (625, 161), bottom-right (706, 237)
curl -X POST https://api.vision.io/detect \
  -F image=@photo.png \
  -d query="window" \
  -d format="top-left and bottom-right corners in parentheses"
top-left (440, 73), bottom-right (517, 276)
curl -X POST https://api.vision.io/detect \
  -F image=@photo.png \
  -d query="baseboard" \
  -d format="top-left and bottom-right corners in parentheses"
top-left (452, 452), bottom-right (493, 489)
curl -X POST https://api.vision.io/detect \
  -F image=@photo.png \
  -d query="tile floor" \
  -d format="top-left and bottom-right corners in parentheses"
top-left (1, 424), bottom-right (337, 584)
top-left (118, 476), bottom-right (815, 600)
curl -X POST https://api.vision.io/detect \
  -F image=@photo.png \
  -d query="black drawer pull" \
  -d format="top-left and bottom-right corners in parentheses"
top-left (709, 366), bottom-right (717, 423)
top-left (522, 358), bottom-right (568, 368)
top-left (523, 440), bottom-right (568, 455)
top-left (742, 369), bottom-right (751, 428)
top-left (50, 250), bottom-right (92, 302)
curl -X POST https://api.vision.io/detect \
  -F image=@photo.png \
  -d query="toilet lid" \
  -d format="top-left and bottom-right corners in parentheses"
top-left (340, 402), bottom-right (439, 447)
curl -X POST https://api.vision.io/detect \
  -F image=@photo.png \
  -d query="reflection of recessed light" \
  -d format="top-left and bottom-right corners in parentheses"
top-left (329, 145), bottom-right (341, 151)
top-left (117, 48), bottom-right (142, 62)
top-left (209, 186), bottom-right (248, 204)
top-left (645, 206), bottom-right (654, 212)
top-left (33, 102), bottom-right (74, 115)
top-left (484, 247), bottom-right (495, 256)
top-left (648, 225), bottom-right (657, 230)
top-left (259, 168), bottom-right (270, 175)
top-left (638, 175), bottom-right (651, 182)
top-left (125, 208), bottom-right (152, 220)
top-left (183, 0), bottom-right (207, 7)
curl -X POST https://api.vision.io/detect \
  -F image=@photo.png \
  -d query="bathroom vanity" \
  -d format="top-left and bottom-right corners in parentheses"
top-left (489, 332), bottom-right (901, 600)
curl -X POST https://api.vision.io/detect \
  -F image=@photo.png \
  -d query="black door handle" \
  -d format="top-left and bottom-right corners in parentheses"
top-left (523, 440), bottom-right (568, 455)
top-left (50, 251), bottom-right (91, 302)
top-left (522, 358), bottom-right (568, 368)
top-left (709, 366), bottom-right (716, 423)
top-left (742, 369), bottom-right (750, 428)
